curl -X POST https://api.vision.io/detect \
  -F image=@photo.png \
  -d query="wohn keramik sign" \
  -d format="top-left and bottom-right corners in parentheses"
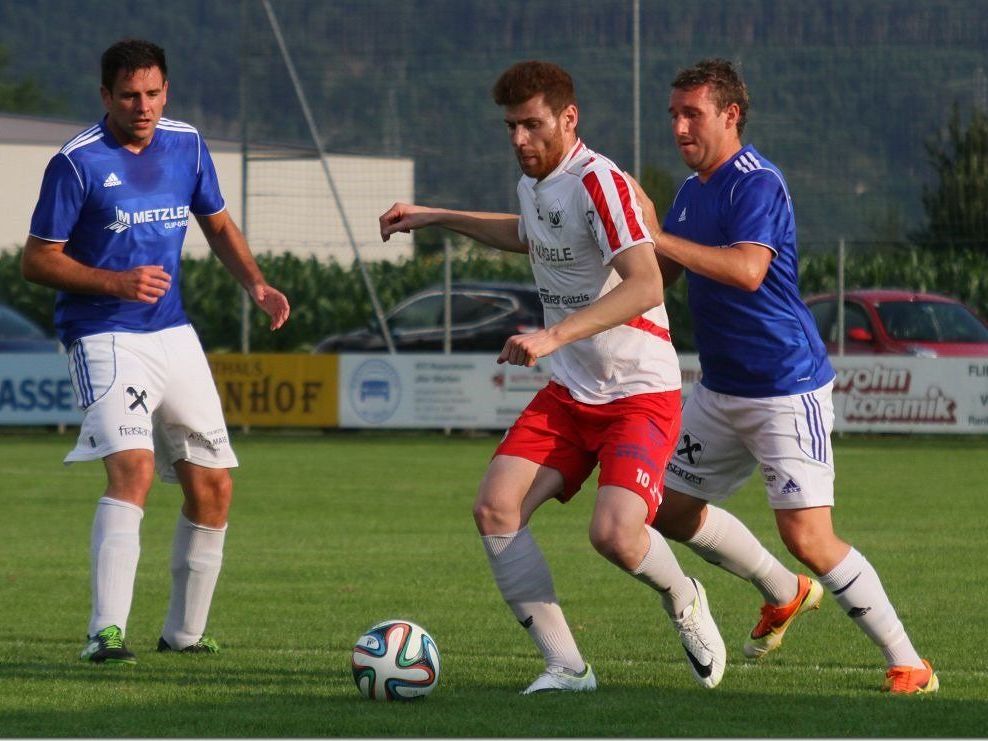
top-left (2, 353), bottom-right (986, 432)
top-left (828, 357), bottom-right (988, 433)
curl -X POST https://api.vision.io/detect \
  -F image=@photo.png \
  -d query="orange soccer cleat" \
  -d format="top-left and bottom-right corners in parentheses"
top-left (882, 659), bottom-right (940, 694)
top-left (743, 573), bottom-right (824, 659)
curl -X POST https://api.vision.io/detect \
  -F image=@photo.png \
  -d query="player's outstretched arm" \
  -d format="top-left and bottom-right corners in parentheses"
top-left (379, 202), bottom-right (528, 254)
top-left (498, 242), bottom-right (663, 367)
top-left (196, 210), bottom-right (290, 330)
top-left (656, 231), bottom-right (772, 292)
top-left (625, 173), bottom-right (771, 291)
top-left (21, 235), bottom-right (172, 303)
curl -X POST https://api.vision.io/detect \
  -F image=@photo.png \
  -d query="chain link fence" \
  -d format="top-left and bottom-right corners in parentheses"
top-left (230, 0), bottom-right (988, 260)
top-left (2, 1), bottom-right (986, 257)
top-left (2, 0), bottom-right (987, 347)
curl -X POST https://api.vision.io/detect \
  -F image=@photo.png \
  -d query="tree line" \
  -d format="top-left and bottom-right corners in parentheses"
top-left (1, 0), bottom-right (988, 246)
top-left (2, 243), bottom-right (987, 353)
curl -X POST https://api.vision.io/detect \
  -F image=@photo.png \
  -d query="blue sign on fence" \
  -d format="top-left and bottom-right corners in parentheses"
top-left (0, 354), bottom-right (82, 425)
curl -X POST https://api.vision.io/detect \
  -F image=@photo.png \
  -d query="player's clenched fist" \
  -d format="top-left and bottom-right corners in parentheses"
top-left (116, 265), bottom-right (172, 304)
top-left (497, 329), bottom-right (561, 367)
top-left (379, 202), bottom-right (439, 241)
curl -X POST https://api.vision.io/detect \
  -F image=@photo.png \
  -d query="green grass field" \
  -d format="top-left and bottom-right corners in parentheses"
top-left (1, 431), bottom-right (985, 737)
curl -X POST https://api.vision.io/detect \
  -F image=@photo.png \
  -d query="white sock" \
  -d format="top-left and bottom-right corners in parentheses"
top-left (819, 547), bottom-right (923, 669)
top-left (89, 496), bottom-right (143, 637)
top-left (631, 526), bottom-right (696, 617)
top-left (482, 527), bottom-right (585, 673)
top-left (685, 505), bottom-right (798, 604)
top-left (161, 513), bottom-right (226, 649)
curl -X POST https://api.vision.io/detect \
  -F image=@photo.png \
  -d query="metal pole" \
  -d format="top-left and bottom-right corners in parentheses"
top-left (261, 0), bottom-right (396, 354)
top-left (836, 237), bottom-right (846, 356)
top-left (632, 0), bottom-right (641, 179)
top-left (443, 238), bottom-right (453, 437)
top-left (239, 0), bottom-right (250, 356)
top-left (57, 341), bottom-right (66, 434)
top-left (239, 0), bottom-right (251, 435)
top-left (443, 237), bottom-right (452, 355)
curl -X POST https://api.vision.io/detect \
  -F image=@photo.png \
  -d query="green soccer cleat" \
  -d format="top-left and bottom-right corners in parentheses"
top-left (81, 625), bottom-right (137, 665)
top-left (743, 574), bottom-right (824, 659)
top-left (156, 635), bottom-right (221, 654)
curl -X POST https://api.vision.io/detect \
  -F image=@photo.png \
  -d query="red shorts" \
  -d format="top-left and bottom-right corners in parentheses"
top-left (494, 382), bottom-right (681, 521)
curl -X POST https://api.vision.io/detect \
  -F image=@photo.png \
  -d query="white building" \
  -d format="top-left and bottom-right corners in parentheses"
top-left (0, 112), bottom-right (414, 261)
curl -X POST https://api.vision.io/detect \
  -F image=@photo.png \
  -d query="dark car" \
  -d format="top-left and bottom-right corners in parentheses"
top-left (313, 281), bottom-right (544, 353)
top-left (806, 289), bottom-right (988, 357)
top-left (0, 303), bottom-right (59, 352)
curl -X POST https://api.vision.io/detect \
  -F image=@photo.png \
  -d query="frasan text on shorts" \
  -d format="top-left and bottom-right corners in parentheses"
top-left (118, 425), bottom-right (151, 437)
top-left (666, 460), bottom-right (704, 486)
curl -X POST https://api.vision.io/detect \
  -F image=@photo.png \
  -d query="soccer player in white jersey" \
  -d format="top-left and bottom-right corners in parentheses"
top-left (380, 60), bottom-right (725, 693)
top-left (22, 39), bottom-right (290, 664)
top-left (629, 58), bottom-right (937, 694)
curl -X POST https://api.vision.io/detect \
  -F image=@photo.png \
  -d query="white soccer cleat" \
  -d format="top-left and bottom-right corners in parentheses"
top-left (521, 663), bottom-right (597, 695)
top-left (672, 578), bottom-right (726, 689)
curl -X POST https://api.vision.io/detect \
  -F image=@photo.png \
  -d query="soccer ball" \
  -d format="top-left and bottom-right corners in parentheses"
top-left (351, 619), bottom-right (441, 701)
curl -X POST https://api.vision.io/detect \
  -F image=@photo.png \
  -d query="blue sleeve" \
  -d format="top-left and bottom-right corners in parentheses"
top-left (190, 138), bottom-right (225, 216)
top-left (29, 153), bottom-right (86, 242)
top-left (726, 170), bottom-right (792, 254)
top-left (661, 207), bottom-right (675, 232)
top-left (663, 177), bottom-right (693, 232)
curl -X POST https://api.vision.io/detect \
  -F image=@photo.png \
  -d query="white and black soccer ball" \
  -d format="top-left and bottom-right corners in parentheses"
top-left (351, 619), bottom-right (440, 701)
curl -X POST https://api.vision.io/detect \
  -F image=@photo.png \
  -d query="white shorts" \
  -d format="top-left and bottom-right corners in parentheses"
top-left (663, 381), bottom-right (835, 510)
top-left (65, 324), bottom-right (238, 483)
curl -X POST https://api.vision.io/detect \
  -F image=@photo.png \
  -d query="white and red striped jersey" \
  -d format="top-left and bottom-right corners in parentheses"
top-left (517, 139), bottom-right (681, 403)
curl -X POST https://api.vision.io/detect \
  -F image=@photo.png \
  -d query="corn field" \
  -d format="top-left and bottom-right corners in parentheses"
top-left (1, 244), bottom-right (986, 352)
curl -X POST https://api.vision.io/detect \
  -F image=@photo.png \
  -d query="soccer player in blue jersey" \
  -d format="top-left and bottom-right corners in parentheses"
top-left (22, 39), bottom-right (290, 664)
top-left (630, 58), bottom-right (937, 694)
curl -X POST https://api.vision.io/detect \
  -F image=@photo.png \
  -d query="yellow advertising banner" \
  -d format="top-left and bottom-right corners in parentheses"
top-left (207, 354), bottom-right (339, 427)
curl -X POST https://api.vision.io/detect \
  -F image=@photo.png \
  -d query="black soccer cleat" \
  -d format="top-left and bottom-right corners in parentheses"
top-left (81, 625), bottom-right (137, 665)
top-left (156, 635), bottom-right (220, 654)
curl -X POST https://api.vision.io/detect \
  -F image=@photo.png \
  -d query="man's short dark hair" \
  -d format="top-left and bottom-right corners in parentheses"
top-left (101, 39), bottom-right (167, 91)
top-left (492, 60), bottom-right (576, 114)
top-left (672, 58), bottom-right (749, 136)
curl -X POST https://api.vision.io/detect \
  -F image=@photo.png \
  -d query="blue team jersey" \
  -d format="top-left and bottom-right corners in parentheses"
top-left (663, 145), bottom-right (833, 398)
top-left (29, 116), bottom-right (225, 346)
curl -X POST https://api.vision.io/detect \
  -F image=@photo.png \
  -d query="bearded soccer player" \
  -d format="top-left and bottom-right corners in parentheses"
top-left (380, 60), bottom-right (726, 693)
top-left (630, 58), bottom-right (937, 694)
top-left (22, 39), bottom-right (290, 664)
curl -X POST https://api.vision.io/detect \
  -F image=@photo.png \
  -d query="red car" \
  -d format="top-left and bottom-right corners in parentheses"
top-left (806, 289), bottom-right (988, 357)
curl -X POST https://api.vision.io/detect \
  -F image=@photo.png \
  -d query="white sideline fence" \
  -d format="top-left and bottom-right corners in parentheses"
top-left (3, 353), bottom-right (987, 433)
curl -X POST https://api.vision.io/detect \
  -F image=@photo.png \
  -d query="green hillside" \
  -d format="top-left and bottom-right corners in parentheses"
top-left (1, 0), bottom-right (986, 247)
